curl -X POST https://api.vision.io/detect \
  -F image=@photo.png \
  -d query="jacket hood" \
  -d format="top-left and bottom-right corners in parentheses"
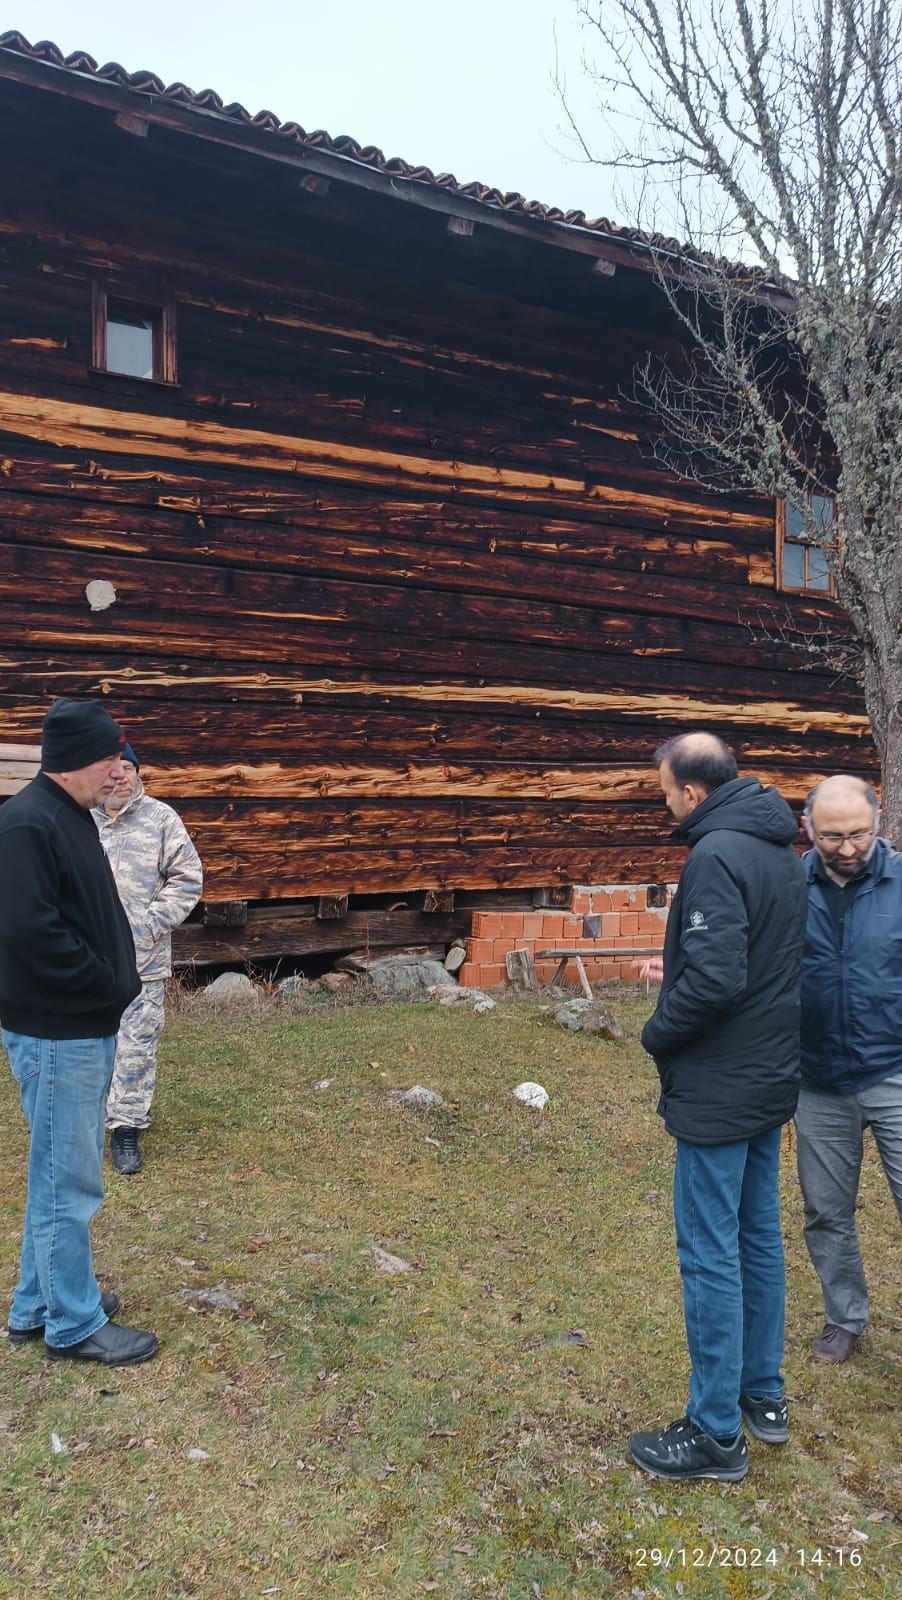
top-left (675, 775), bottom-right (799, 848)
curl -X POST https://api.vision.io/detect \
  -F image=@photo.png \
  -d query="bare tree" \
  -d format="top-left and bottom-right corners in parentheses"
top-left (562, 0), bottom-right (902, 830)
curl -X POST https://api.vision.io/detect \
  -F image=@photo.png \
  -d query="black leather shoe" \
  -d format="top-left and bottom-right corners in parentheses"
top-left (110, 1127), bottom-right (143, 1174)
top-left (45, 1321), bottom-right (159, 1366)
top-left (8, 1291), bottom-right (121, 1345)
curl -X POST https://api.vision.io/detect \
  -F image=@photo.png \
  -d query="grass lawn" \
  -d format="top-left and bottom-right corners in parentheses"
top-left (1, 984), bottom-right (901, 1599)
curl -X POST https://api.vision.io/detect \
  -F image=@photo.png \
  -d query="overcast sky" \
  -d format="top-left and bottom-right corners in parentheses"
top-left (4, 1), bottom-right (625, 218)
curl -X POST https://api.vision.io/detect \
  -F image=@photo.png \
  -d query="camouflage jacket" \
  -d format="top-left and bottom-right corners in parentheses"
top-left (93, 782), bottom-right (203, 979)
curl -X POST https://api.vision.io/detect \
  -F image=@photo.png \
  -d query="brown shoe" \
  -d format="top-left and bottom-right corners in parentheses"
top-left (812, 1323), bottom-right (859, 1363)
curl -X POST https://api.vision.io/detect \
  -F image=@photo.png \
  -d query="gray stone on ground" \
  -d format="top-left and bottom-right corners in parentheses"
top-left (398, 1085), bottom-right (444, 1108)
top-left (433, 985), bottom-right (496, 1011)
top-left (276, 973), bottom-right (309, 997)
top-left (179, 1287), bottom-right (244, 1313)
top-left (203, 972), bottom-right (258, 1006)
top-left (367, 957), bottom-right (453, 997)
top-left (364, 1246), bottom-right (412, 1274)
top-left (580, 1005), bottom-right (624, 1040)
top-left (552, 998), bottom-right (622, 1037)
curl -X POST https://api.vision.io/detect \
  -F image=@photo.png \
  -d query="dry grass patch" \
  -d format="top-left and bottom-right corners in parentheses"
top-left (1, 985), bottom-right (901, 1597)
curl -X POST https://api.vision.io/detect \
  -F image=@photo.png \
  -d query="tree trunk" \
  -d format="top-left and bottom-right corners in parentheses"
top-left (861, 652), bottom-right (902, 846)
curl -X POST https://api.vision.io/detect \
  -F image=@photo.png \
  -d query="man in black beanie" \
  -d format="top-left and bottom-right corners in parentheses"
top-left (0, 699), bottom-right (159, 1365)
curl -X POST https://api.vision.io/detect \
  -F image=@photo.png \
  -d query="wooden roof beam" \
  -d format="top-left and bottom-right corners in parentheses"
top-left (0, 48), bottom-right (643, 279)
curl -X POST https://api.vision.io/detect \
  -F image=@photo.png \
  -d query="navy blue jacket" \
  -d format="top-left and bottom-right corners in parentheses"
top-left (641, 776), bottom-right (807, 1144)
top-left (801, 838), bottom-right (902, 1094)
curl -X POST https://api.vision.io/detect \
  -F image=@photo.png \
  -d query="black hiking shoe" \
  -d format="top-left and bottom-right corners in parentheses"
top-left (629, 1415), bottom-right (748, 1481)
top-left (739, 1391), bottom-right (789, 1444)
top-left (45, 1321), bottom-right (158, 1366)
top-left (110, 1127), bottom-right (143, 1174)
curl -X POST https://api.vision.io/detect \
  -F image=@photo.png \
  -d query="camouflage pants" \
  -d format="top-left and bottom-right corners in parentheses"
top-left (106, 980), bottom-right (165, 1130)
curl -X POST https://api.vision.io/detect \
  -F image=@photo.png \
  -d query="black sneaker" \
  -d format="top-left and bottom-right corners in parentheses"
top-left (629, 1415), bottom-right (748, 1481)
top-left (110, 1127), bottom-right (143, 1174)
top-left (739, 1391), bottom-right (789, 1444)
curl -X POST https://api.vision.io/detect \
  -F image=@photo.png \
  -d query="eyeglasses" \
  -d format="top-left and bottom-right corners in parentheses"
top-left (812, 828), bottom-right (875, 848)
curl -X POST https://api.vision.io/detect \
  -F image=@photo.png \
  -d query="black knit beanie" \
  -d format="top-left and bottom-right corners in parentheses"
top-left (41, 698), bottom-right (126, 771)
top-left (122, 742), bottom-right (140, 771)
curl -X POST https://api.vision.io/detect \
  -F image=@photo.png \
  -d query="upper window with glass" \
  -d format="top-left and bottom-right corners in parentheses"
top-left (777, 493), bottom-right (834, 596)
top-left (92, 289), bottom-right (177, 384)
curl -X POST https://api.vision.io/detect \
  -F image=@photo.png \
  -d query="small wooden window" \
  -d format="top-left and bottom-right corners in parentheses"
top-left (92, 287), bottom-right (177, 383)
top-left (777, 493), bottom-right (834, 595)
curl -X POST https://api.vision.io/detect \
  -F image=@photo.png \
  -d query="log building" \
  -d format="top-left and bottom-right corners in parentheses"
top-left (0, 33), bottom-right (872, 974)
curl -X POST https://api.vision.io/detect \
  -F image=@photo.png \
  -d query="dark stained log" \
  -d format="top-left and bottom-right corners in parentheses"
top-left (0, 610), bottom-right (867, 711)
top-left (422, 889), bottom-right (455, 913)
top-left (0, 690), bottom-right (873, 774)
top-left (316, 895), bottom-right (348, 920)
top-left (0, 485), bottom-right (779, 596)
top-left (0, 449), bottom-right (777, 546)
top-left (533, 886), bottom-right (574, 909)
top-left (0, 539), bottom-right (784, 641)
top-left (180, 844), bottom-right (686, 901)
top-left (201, 900), bottom-right (248, 927)
top-left (173, 904), bottom-right (472, 965)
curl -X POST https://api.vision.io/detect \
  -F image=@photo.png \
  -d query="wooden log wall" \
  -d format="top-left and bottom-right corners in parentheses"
top-left (0, 76), bottom-right (875, 909)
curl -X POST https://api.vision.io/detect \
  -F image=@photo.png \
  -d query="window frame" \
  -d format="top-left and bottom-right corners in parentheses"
top-left (91, 285), bottom-right (178, 385)
top-left (776, 493), bottom-right (835, 598)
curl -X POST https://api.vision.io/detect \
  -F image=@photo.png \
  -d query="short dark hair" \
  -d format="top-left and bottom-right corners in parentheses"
top-left (654, 733), bottom-right (738, 794)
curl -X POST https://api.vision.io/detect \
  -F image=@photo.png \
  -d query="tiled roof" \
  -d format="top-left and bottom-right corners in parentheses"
top-left (0, 28), bottom-right (683, 254)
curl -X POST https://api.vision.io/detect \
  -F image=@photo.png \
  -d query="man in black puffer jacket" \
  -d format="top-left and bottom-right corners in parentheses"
top-left (628, 732), bottom-right (807, 1483)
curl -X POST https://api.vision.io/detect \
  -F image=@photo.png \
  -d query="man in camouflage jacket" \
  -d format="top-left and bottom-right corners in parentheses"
top-left (93, 742), bottom-right (203, 1173)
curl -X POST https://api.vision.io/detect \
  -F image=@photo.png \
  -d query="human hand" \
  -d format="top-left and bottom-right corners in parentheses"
top-left (637, 957), bottom-right (664, 982)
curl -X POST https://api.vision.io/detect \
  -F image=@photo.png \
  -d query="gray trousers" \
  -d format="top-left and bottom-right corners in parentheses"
top-left (795, 1073), bottom-right (902, 1333)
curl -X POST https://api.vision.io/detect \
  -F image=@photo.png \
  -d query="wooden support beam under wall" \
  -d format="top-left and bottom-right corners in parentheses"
top-left (201, 900), bottom-right (248, 928)
top-left (532, 886), bottom-right (573, 910)
top-left (316, 895), bottom-right (349, 920)
top-left (422, 889), bottom-right (455, 913)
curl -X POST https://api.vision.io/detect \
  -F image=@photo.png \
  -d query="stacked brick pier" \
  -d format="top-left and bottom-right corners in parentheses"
top-left (458, 884), bottom-right (672, 990)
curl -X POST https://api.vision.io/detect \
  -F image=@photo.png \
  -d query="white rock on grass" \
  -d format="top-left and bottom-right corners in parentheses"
top-left (202, 972), bottom-right (258, 1005)
top-left (387, 1081), bottom-right (444, 1107)
top-left (513, 1081), bottom-right (549, 1110)
top-left (364, 1246), bottom-right (412, 1274)
top-left (431, 985), bottom-right (496, 1012)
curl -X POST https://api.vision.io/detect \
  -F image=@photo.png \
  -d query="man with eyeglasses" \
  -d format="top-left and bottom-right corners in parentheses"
top-left (798, 773), bottom-right (902, 1363)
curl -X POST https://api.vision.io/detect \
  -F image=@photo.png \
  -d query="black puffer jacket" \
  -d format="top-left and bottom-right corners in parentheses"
top-left (641, 776), bottom-right (807, 1144)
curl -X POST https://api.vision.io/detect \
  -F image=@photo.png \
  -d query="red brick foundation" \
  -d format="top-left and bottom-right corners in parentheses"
top-left (458, 884), bottom-right (673, 989)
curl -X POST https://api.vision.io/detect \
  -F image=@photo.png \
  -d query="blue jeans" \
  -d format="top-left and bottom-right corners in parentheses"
top-left (674, 1127), bottom-right (786, 1439)
top-left (3, 1030), bottom-right (115, 1347)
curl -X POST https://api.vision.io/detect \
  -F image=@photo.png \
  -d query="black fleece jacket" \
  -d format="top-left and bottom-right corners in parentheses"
top-left (0, 773), bottom-right (140, 1039)
top-left (640, 775), bottom-right (807, 1144)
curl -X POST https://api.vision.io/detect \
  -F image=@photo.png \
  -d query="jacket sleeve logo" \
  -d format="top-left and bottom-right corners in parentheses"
top-left (689, 910), bottom-right (708, 929)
